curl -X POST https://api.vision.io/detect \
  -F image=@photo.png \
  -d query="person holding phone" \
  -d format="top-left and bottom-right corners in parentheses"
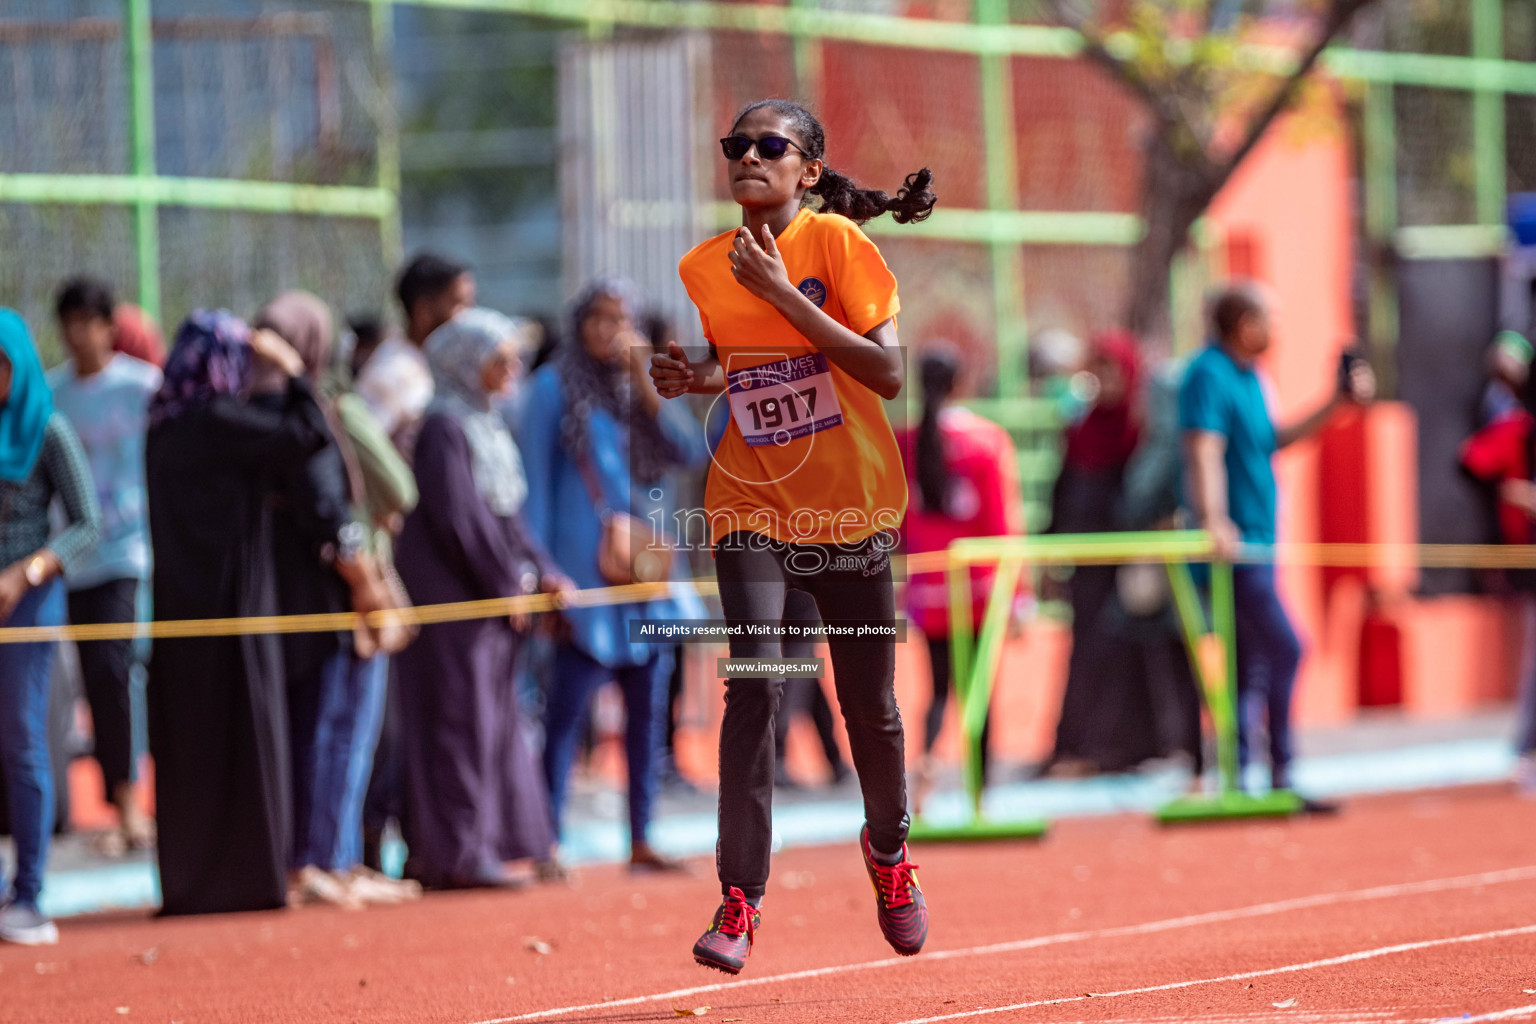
top-left (1179, 282), bottom-right (1374, 808)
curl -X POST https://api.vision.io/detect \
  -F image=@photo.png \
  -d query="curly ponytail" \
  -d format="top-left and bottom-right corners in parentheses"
top-left (811, 167), bottom-right (936, 226)
top-left (731, 99), bottom-right (938, 226)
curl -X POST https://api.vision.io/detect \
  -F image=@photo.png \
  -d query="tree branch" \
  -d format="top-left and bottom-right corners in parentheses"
top-left (1044, 0), bottom-right (1167, 118)
top-left (1208, 0), bottom-right (1372, 194)
top-left (1044, 0), bottom-right (1222, 178)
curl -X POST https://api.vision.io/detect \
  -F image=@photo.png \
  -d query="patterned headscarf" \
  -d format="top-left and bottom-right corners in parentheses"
top-left (110, 303), bottom-right (167, 368)
top-left (0, 309), bottom-right (54, 484)
top-left (560, 277), bottom-right (676, 488)
top-left (148, 310), bottom-right (251, 428)
top-left (424, 307), bottom-right (530, 517)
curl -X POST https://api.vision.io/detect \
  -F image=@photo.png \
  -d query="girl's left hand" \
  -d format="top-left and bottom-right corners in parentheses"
top-left (729, 225), bottom-right (792, 303)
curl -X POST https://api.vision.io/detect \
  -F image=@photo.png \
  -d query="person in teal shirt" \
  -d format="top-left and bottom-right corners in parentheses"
top-left (1179, 330), bottom-right (1280, 547)
top-left (1179, 282), bottom-right (1373, 807)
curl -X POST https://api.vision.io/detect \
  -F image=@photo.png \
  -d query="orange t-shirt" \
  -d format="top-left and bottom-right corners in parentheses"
top-left (679, 208), bottom-right (908, 546)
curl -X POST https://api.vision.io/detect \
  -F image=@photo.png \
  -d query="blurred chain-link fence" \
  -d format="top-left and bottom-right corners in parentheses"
top-left (1, 0), bottom-right (388, 364)
top-left (2, 0), bottom-right (1533, 526)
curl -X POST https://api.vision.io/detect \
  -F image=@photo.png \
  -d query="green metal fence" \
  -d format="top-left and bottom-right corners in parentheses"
top-left (0, 0), bottom-right (397, 360)
top-left (4, 0), bottom-right (1536, 525)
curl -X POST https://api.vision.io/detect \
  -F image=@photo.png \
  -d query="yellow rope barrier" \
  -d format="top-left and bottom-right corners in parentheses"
top-left (1250, 542), bottom-right (1536, 569)
top-left (910, 542), bottom-right (1536, 573)
top-left (4, 540), bottom-right (1535, 645)
top-left (0, 579), bottom-right (718, 645)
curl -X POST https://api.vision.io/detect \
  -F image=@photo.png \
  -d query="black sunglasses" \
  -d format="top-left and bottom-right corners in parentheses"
top-left (719, 134), bottom-right (810, 162)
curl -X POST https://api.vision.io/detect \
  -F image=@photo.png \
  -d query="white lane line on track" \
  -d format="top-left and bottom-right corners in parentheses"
top-left (1452, 1006), bottom-right (1536, 1022)
top-left (1002, 1011), bottom-right (1406, 1024)
top-left (467, 865), bottom-right (1536, 1024)
top-left (1052, 1006), bottom-right (1533, 1024)
top-left (891, 924), bottom-right (1536, 1024)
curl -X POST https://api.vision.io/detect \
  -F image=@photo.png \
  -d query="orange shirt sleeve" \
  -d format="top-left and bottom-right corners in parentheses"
top-left (826, 218), bottom-right (900, 336)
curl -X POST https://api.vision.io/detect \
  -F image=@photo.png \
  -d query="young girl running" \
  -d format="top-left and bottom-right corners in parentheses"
top-left (651, 99), bottom-right (936, 974)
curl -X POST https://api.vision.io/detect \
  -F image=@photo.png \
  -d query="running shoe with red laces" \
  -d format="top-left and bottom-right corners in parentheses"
top-left (692, 886), bottom-right (761, 974)
top-left (860, 824), bottom-right (927, 955)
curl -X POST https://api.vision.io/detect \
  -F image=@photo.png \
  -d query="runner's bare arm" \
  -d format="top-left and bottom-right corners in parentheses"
top-left (730, 225), bottom-right (903, 400)
top-left (1275, 361), bottom-right (1375, 449)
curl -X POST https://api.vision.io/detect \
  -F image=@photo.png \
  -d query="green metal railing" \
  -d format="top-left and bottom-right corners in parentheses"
top-left (908, 529), bottom-right (1304, 843)
top-left (2, 0), bottom-right (1530, 374)
top-left (126, 0), bottom-right (157, 320)
top-left (0, 3), bottom-right (401, 325)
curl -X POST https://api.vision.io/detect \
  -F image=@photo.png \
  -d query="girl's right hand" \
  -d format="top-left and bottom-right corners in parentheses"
top-left (649, 341), bottom-right (695, 399)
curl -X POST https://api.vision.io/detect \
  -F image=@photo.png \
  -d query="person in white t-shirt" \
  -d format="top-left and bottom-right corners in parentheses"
top-left (48, 276), bottom-right (161, 853)
top-left (355, 252), bottom-right (475, 458)
top-left (353, 252), bottom-right (473, 874)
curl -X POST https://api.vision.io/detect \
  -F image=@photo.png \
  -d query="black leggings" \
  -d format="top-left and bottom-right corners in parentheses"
top-left (714, 531), bottom-right (907, 900)
top-left (68, 578), bottom-right (140, 799)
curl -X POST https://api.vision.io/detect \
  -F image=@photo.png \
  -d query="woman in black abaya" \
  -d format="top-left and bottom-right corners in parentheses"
top-left (1046, 332), bottom-right (1161, 775)
top-left (146, 310), bottom-right (328, 915)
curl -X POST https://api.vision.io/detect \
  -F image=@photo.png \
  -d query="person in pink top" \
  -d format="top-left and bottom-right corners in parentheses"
top-left (897, 345), bottom-right (1026, 815)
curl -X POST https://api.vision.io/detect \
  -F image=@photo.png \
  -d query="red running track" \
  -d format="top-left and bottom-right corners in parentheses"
top-left (7, 784), bottom-right (1536, 1024)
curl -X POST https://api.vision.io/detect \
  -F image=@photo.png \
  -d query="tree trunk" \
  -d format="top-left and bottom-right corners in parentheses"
top-left (1125, 134), bottom-right (1210, 348)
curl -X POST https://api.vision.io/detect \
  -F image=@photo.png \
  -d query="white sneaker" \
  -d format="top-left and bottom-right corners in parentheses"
top-left (290, 866), bottom-right (364, 911)
top-left (0, 902), bottom-right (59, 945)
top-left (343, 867), bottom-right (421, 905)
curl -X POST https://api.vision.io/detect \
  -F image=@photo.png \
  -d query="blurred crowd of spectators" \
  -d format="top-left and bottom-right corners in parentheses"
top-left (0, 257), bottom-right (724, 943)
top-left (0, 259), bottom-right (1369, 945)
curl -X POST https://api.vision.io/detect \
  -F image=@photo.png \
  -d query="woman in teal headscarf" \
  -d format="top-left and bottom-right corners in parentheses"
top-left (0, 310), bottom-right (101, 946)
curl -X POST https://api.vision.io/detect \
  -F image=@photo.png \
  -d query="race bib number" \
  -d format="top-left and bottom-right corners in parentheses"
top-left (726, 352), bottom-right (845, 447)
